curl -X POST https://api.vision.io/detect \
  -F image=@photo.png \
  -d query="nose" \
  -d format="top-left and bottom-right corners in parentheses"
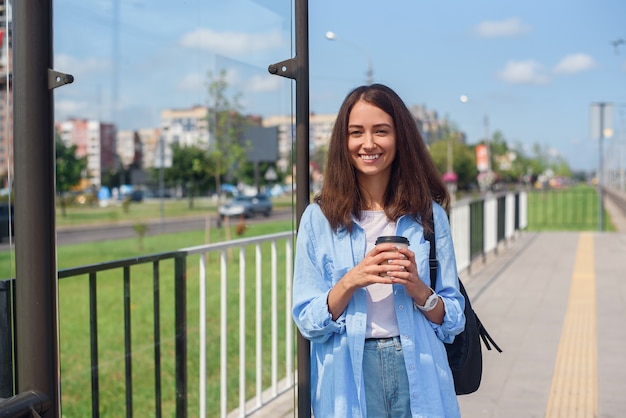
top-left (362, 131), bottom-right (376, 149)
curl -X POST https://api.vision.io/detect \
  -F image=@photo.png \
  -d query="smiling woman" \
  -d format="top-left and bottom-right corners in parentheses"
top-left (293, 84), bottom-right (462, 417)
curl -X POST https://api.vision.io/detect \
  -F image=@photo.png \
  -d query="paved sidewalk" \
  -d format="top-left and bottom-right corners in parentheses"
top-left (253, 230), bottom-right (626, 417)
top-left (458, 231), bottom-right (626, 417)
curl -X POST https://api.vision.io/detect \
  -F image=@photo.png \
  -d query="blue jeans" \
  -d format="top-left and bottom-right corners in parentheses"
top-left (363, 336), bottom-right (411, 418)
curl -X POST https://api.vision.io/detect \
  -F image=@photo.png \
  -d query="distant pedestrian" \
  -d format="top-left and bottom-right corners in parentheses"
top-left (292, 84), bottom-right (465, 417)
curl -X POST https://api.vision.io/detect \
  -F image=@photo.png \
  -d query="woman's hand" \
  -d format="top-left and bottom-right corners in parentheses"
top-left (387, 247), bottom-right (445, 324)
top-left (327, 243), bottom-right (404, 320)
top-left (384, 246), bottom-right (429, 300)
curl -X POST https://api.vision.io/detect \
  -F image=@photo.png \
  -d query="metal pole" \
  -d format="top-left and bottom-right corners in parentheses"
top-left (14, 0), bottom-right (61, 416)
top-left (598, 103), bottom-right (605, 231)
top-left (159, 133), bottom-right (165, 233)
top-left (617, 109), bottom-right (626, 192)
top-left (295, 2), bottom-right (311, 416)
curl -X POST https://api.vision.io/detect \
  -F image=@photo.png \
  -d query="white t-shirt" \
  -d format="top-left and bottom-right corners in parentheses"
top-left (359, 210), bottom-right (400, 339)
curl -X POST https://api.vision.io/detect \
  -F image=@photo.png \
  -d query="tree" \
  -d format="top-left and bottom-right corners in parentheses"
top-left (311, 144), bottom-right (329, 174)
top-left (429, 135), bottom-right (477, 190)
top-left (206, 69), bottom-right (249, 198)
top-left (55, 135), bottom-right (88, 217)
top-left (164, 144), bottom-right (213, 208)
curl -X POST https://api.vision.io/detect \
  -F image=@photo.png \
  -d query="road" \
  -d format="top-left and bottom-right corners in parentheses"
top-left (0, 209), bottom-right (294, 251)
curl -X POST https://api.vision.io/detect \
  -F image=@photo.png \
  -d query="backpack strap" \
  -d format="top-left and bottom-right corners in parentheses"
top-left (425, 212), bottom-right (438, 290)
top-left (426, 211), bottom-right (503, 354)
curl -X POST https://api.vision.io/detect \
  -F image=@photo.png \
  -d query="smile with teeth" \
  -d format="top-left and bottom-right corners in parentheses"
top-left (360, 154), bottom-right (381, 161)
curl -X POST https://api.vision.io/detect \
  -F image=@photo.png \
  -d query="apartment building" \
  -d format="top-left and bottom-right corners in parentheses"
top-left (161, 105), bottom-right (209, 146)
top-left (136, 128), bottom-right (162, 169)
top-left (117, 129), bottom-right (144, 169)
top-left (262, 113), bottom-right (336, 173)
top-left (55, 119), bottom-right (117, 188)
top-left (409, 104), bottom-right (446, 145)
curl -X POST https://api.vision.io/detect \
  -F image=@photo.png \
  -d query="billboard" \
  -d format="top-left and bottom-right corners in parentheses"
top-left (476, 144), bottom-right (489, 172)
top-left (244, 126), bottom-right (279, 163)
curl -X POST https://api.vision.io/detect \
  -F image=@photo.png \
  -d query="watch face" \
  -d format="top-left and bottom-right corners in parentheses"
top-left (415, 292), bottom-right (438, 312)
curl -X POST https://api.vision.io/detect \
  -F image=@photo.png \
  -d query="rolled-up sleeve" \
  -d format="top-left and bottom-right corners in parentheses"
top-left (292, 206), bottom-right (346, 343)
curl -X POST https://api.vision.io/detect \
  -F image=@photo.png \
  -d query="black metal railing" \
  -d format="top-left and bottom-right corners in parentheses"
top-left (0, 279), bottom-right (14, 398)
top-left (56, 251), bottom-right (188, 418)
top-left (469, 200), bottom-right (485, 263)
top-left (0, 390), bottom-right (51, 418)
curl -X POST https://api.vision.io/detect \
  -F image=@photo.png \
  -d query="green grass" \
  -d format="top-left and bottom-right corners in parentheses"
top-left (3, 217), bottom-right (297, 417)
top-left (55, 220), bottom-right (296, 417)
top-left (526, 184), bottom-right (615, 231)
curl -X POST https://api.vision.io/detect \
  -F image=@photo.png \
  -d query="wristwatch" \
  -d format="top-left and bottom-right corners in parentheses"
top-left (414, 288), bottom-right (439, 312)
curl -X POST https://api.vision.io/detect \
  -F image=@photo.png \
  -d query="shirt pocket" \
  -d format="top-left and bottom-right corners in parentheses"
top-left (412, 242), bottom-right (432, 285)
top-left (323, 259), bottom-right (351, 287)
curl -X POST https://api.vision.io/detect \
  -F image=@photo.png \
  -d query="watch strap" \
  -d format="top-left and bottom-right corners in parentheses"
top-left (414, 287), bottom-right (438, 312)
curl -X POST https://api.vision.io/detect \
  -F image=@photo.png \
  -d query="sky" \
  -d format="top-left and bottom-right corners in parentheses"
top-left (52, 0), bottom-right (626, 172)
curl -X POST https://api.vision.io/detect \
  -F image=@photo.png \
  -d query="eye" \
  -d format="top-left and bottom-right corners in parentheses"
top-left (375, 129), bottom-right (389, 135)
top-left (349, 129), bottom-right (362, 137)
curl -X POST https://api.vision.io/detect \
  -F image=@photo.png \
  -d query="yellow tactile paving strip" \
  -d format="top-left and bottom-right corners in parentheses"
top-left (545, 233), bottom-right (598, 417)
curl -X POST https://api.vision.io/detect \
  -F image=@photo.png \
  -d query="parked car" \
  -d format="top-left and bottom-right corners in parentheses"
top-left (129, 190), bottom-right (144, 202)
top-left (218, 194), bottom-right (272, 219)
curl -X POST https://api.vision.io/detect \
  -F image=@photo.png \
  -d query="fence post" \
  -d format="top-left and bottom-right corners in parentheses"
top-left (174, 255), bottom-right (187, 418)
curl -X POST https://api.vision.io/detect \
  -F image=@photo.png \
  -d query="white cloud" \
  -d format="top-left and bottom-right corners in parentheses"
top-left (55, 99), bottom-right (88, 115)
top-left (177, 73), bottom-right (205, 92)
top-left (55, 99), bottom-right (99, 122)
top-left (54, 54), bottom-right (107, 76)
top-left (179, 28), bottom-right (284, 56)
top-left (176, 71), bottom-right (280, 95)
top-left (244, 74), bottom-right (282, 93)
top-left (497, 60), bottom-right (551, 84)
top-left (473, 17), bottom-right (531, 38)
top-left (54, 54), bottom-right (109, 80)
top-left (553, 53), bottom-right (596, 74)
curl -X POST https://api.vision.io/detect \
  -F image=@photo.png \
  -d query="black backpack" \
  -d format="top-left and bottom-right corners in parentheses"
top-left (424, 214), bottom-right (502, 395)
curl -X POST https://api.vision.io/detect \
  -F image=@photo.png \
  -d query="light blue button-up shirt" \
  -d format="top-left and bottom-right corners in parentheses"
top-left (292, 202), bottom-right (465, 417)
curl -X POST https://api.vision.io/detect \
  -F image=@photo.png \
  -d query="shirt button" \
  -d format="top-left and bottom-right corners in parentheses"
top-left (409, 364), bottom-right (415, 370)
top-left (398, 304), bottom-right (405, 310)
top-left (412, 392), bottom-right (418, 399)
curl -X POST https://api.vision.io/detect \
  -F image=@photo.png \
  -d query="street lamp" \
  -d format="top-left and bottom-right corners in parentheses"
top-left (325, 31), bottom-right (373, 85)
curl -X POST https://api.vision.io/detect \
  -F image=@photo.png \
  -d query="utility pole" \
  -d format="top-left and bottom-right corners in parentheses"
top-left (591, 102), bottom-right (614, 231)
top-left (598, 103), bottom-right (605, 231)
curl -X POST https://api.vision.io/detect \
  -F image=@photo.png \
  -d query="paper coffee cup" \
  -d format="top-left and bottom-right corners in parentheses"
top-left (375, 236), bottom-right (410, 248)
top-left (375, 236), bottom-right (409, 277)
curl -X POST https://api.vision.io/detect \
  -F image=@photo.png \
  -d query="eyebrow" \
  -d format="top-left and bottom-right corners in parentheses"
top-left (347, 123), bottom-right (393, 129)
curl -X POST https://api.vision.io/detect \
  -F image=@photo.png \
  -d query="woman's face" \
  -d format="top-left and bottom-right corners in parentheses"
top-left (347, 99), bottom-right (396, 181)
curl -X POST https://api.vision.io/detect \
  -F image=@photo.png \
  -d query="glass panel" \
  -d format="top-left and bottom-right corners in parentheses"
top-left (0, 0), bottom-right (13, 281)
top-left (53, 1), bottom-right (294, 416)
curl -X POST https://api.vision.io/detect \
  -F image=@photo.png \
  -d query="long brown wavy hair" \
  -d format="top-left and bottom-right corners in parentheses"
top-left (315, 84), bottom-right (449, 233)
